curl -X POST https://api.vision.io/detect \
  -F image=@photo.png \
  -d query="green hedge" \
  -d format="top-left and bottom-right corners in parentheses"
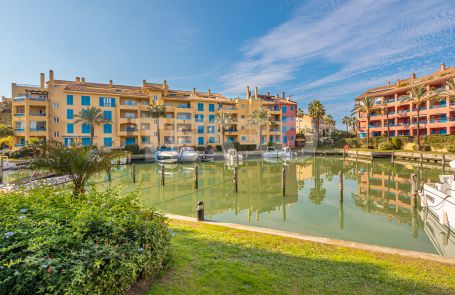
top-left (425, 135), bottom-right (455, 150)
top-left (0, 188), bottom-right (171, 294)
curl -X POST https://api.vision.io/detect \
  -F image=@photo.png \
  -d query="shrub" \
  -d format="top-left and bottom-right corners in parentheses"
top-left (0, 188), bottom-right (171, 294)
top-left (378, 141), bottom-right (396, 150)
top-left (412, 144), bottom-right (431, 151)
top-left (124, 144), bottom-right (140, 155)
top-left (8, 147), bottom-right (34, 159)
top-left (215, 145), bottom-right (222, 152)
top-left (447, 145), bottom-right (455, 153)
top-left (390, 137), bottom-right (402, 150)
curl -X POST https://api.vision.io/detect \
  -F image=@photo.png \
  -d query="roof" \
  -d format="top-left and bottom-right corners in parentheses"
top-left (356, 65), bottom-right (455, 100)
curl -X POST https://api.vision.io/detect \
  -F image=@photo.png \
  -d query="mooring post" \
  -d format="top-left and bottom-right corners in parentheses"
top-left (313, 147), bottom-right (316, 156)
top-left (356, 150), bottom-right (359, 159)
top-left (391, 151), bottom-right (395, 165)
top-left (0, 157), bottom-right (3, 184)
top-left (302, 148), bottom-right (304, 157)
top-left (108, 166), bottom-right (112, 182)
top-left (196, 201), bottom-right (204, 221)
top-left (339, 171), bottom-right (344, 193)
top-left (410, 173), bottom-right (417, 208)
top-left (420, 152), bottom-right (423, 165)
top-left (194, 164), bottom-right (199, 189)
top-left (282, 166), bottom-right (286, 196)
top-left (343, 149), bottom-right (346, 158)
top-left (161, 165), bottom-right (165, 186)
top-left (233, 165), bottom-right (238, 193)
top-left (132, 163), bottom-right (136, 183)
top-left (442, 154), bottom-right (446, 170)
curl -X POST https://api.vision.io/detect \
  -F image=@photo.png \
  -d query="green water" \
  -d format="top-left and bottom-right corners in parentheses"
top-left (92, 156), bottom-right (450, 257)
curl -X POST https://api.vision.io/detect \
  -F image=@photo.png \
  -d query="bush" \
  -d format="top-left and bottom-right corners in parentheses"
top-left (390, 137), bottom-right (402, 149)
top-left (412, 144), bottom-right (431, 151)
top-left (425, 135), bottom-right (455, 150)
top-left (124, 144), bottom-right (140, 155)
top-left (378, 141), bottom-right (396, 150)
top-left (447, 145), bottom-right (455, 153)
top-left (8, 147), bottom-right (34, 159)
top-left (215, 145), bottom-right (222, 152)
top-left (0, 188), bottom-right (171, 294)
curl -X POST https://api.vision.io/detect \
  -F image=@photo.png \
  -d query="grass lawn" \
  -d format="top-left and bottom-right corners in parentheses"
top-left (146, 219), bottom-right (455, 295)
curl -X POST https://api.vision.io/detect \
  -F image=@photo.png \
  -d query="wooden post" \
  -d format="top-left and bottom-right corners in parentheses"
top-left (410, 173), bottom-right (417, 208)
top-left (196, 201), bottom-right (204, 221)
top-left (194, 164), bottom-right (199, 189)
top-left (442, 154), bottom-right (446, 169)
top-left (391, 151), bottom-right (395, 165)
top-left (339, 199), bottom-right (344, 229)
top-left (108, 166), bottom-right (112, 182)
top-left (339, 171), bottom-right (344, 193)
top-left (420, 152), bottom-right (423, 165)
top-left (313, 147), bottom-right (316, 156)
top-left (356, 150), bottom-right (359, 159)
top-left (0, 157), bottom-right (3, 184)
top-left (282, 166), bottom-right (286, 196)
top-left (343, 149), bottom-right (346, 158)
top-left (132, 163), bottom-right (136, 183)
top-left (161, 165), bottom-right (165, 186)
top-left (302, 148), bottom-right (304, 157)
top-left (233, 165), bottom-right (238, 193)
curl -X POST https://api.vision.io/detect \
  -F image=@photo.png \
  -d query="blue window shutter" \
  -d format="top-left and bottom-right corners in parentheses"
top-left (82, 124), bottom-right (91, 133)
top-left (103, 124), bottom-right (112, 134)
top-left (67, 95), bottom-right (73, 105)
top-left (103, 111), bottom-right (112, 120)
top-left (82, 138), bottom-right (90, 146)
top-left (104, 137), bottom-right (112, 147)
top-left (111, 98), bottom-right (116, 107)
top-left (67, 124), bottom-right (74, 134)
top-left (198, 137), bottom-right (204, 145)
top-left (67, 109), bottom-right (73, 119)
top-left (99, 97), bottom-right (104, 107)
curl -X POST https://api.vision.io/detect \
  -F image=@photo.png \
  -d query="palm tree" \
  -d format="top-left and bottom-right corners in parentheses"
top-left (349, 116), bottom-right (358, 134)
top-left (247, 107), bottom-right (273, 146)
top-left (32, 141), bottom-right (126, 196)
top-left (214, 112), bottom-right (235, 147)
top-left (148, 101), bottom-right (166, 147)
top-left (379, 101), bottom-right (393, 141)
top-left (296, 108), bottom-right (305, 132)
top-left (324, 114), bottom-right (335, 136)
top-left (308, 100), bottom-right (325, 147)
top-left (403, 85), bottom-right (439, 150)
top-left (352, 96), bottom-right (375, 148)
top-left (342, 116), bottom-right (350, 132)
top-left (75, 107), bottom-right (111, 146)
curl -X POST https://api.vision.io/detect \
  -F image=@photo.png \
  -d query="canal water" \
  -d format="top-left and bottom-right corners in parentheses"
top-left (90, 156), bottom-right (452, 257)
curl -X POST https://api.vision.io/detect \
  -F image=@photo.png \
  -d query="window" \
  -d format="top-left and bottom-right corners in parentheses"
top-left (198, 126), bottom-right (204, 134)
top-left (282, 126), bottom-right (287, 133)
top-left (241, 104), bottom-right (246, 109)
top-left (125, 137), bottom-right (136, 145)
top-left (290, 106), bottom-right (294, 111)
top-left (81, 95), bottom-right (90, 106)
top-left (64, 138), bottom-right (74, 146)
top-left (282, 116), bottom-right (287, 123)
top-left (53, 102), bottom-right (59, 109)
top-left (241, 136), bottom-right (246, 141)
top-left (198, 137), bottom-right (204, 145)
top-left (290, 136), bottom-right (294, 140)
top-left (283, 136), bottom-right (287, 144)
top-left (99, 97), bottom-right (115, 107)
top-left (207, 126), bottom-right (215, 133)
top-left (209, 137), bottom-right (215, 143)
top-left (209, 104), bottom-right (215, 112)
top-left (104, 137), bottom-right (112, 147)
top-left (198, 103), bottom-right (204, 111)
top-left (290, 126), bottom-right (295, 131)
top-left (282, 106), bottom-right (287, 113)
top-left (290, 116), bottom-right (294, 121)
top-left (103, 124), bottom-right (112, 134)
top-left (82, 123), bottom-right (91, 134)
top-left (195, 114), bottom-right (204, 122)
top-left (82, 138), bottom-right (91, 146)
top-left (177, 113), bottom-right (191, 120)
top-left (53, 131), bottom-right (59, 137)
top-left (67, 95), bottom-right (73, 105)
top-left (241, 115), bottom-right (245, 119)
top-left (209, 115), bottom-right (214, 123)
top-left (142, 136), bottom-right (150, 143)
top-left (103, 110), bottom-right (112, 120)
top-left (67, 109), bottom-right (73, 119)
top-left (154, 95), bottom-right (158, 101)
top-left (165, 101), bottom-right (173, 106)
top-left (178, 102), bottom-right (190, 108)
top-left (53, 117), bottom-right (59, 123)
top-left (67, 124), bottom-right (74, 134)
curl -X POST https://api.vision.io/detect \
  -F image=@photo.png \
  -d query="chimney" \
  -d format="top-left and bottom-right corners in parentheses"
top-left (441, 63), bottom-right (446, 71)
top-left (254, 87), bottom-right (258, 99)
top-left (276, 93), bottom-right (280, 98)
top-left (49, 70), bottom-right (54, 86)
top-left (282, 91), bottom-right (285, 99)
top-left (267, 91), bottom-right (270, 96)
top-left (396, 79), bottom-right (401, 87)
top-left (387, 81), bottom-right (390, 86)
top-left (76, 77), bottom-right (81, 83)
top-left (109, 80), bottom-right (113, 87)
top-left (162, 80), bottom-right (168, 96)
top-left (193, 87), bottom-right (196, 95)
top-left (40, 73), bottom-right (45, 88)
top-left (208, 89), bottom-right (211, 98)
top-left (81, 77), bottom-right (85, 83)
top-left (245, 86), bottom-right (250, 99)
top-left (411, 73), bottom-right (416, 80)
top-left (143, 79), bottom-right (147, 88)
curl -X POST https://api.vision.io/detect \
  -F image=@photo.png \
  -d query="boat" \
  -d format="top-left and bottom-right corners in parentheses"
top-left (112, 156), bottom-right (129, 165)
top-left (179, 146), bottom-right (200, 163)
top-left (419, 207), bottom-right (455, 257)
top-left (224, 148), bottom-right (243, 162)
top-left (155, 146), bottom-right (179, 164)
top-left (200, 148), bottom-right (215, 162)
top-left (418, 160), bottom-right (455, 228)
top-left (263, 146), bottom-right (293, 158)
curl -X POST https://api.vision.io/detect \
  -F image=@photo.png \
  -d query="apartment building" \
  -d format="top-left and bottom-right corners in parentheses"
top-left (356, 63), bottom-right (455, 138)
top-left (296, 114), bottom-right (336, 136)
top-left (10, 71), bottom-right (297, 149)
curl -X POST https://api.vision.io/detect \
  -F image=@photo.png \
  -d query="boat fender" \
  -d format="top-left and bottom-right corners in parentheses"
top-left (440, 211), bottom-right (449, 226)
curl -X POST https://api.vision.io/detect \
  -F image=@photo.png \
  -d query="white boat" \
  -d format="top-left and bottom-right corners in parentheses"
top-left (155, 146), bottom-right (179, 164)
top-left (263, 146), bottom-right (293, 158)
top-left (200, 148), bottom-right (215, 162)
top-left (419, 160), bottom-right (455, 228)
top-left (224, 148), bottom-right (243, 162)
top-left (112, 156), bottom-right (129, 165)
top-left (179, 147), bottom-right (199, 163)
top-left (419, 207), bottom-right (455, 258)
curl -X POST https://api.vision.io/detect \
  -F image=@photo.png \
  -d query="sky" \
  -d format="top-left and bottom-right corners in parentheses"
top-left (1, 0), bottom-right (455, 127)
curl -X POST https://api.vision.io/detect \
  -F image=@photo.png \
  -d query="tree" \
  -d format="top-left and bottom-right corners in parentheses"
top-left (0, 124), bottom-right (13, 137)
top-left (148, 101), bottom-right (166, 147)
top-left (342, 116), bottom-right (350, 133)
top-left (379, 101), bottom-right (393, 141)
top-left (352, 96), bottom-right (375, 148)
top-left (75, 107), bottom-right (111, 146)
top-left (308, 100), bottom-right (326, 147)
top-left (247, 107), bottom-right (273, 146)
top-left (296, 108), bottom-right (305, 133)
top-left (324, 115), bottom-right (335, 137)
top-left (0, 98), bottom-right (11, 113)
top-left (32, 141), bottom-right (126, 196)
top-left (349, 116), bottom-right (358, 134)
top-left (214, 111), bottom-right (235, 148)
top-left (403, 85), bottom-right (439, 151)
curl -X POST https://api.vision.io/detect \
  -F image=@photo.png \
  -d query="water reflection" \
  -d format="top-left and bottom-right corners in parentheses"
top-left (95, 156), bottom-right (451, 257)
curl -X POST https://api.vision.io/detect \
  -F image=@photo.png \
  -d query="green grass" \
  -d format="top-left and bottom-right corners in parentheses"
top-left (147, 220), bottom-right (455, 295)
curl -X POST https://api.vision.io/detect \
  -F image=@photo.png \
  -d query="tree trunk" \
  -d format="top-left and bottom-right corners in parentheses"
top-left (90, 125), bottom-right (95, 146)
top-left (386, 113), bottom-right (390, 141)
top-left (221, 126), bottom-right (225, 149)
top-left (346, 124), bottom-right (348, 133)
top-left (157, 117), bottom-right (161, 146)
top-left (315, 118), bottom-right (320, 148)
top-left (259, 125), bottom-right (262, 146)
top-left (366, 114), bottom-right (370, 148)
top-left (416, 109), bottom-right (420, 151)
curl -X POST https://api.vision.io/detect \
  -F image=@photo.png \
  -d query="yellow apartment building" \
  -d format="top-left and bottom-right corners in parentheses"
top-left (10, 71), bottom-right (297, 149)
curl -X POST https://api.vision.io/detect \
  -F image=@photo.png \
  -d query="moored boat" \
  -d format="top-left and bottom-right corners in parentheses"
top-left (224, 148), bottom-right (243, 162)
top-left (155, 146), bottom-right (179, 164)
top-left (263, 146), bottom-right (293, 158)
top-left (200, 148), bottom-right (215, 162)
top-left (179, 147), bottom-right (199, 163)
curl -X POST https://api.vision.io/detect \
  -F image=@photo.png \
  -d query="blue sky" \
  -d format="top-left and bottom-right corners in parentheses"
top-left (1, 0), bottom-right (455, 127)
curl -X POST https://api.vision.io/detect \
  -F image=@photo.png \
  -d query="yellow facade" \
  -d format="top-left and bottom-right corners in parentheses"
top-left (11, 71), bottom-right (297, 149)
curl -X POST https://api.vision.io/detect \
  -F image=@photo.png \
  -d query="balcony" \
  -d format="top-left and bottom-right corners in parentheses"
top-left (369, 125), bottom-right (381, 129)
top-left (430, 118), bottom-right (447, 123)
top-left (14, 113), bottom-right (25, 117)
top-left (430, 104), bottom-right (446, 109)
top-left (225, 129), bottom-right (239, 135)
top-left (29, 112), bottom-right (46, 117)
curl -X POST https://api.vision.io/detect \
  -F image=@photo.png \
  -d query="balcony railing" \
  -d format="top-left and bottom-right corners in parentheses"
top-left (29, 112), bottom-right (46, 116)
top-left (123, 101), bottom-right (137, 106)
top-left (14, 128), bottom-right (25, 132)
top-left (430, 104), bottom-right (446, 109)
top-left (430, 119), bottom-right (447, 123)
top-left (30, 128), bottom-right (46, 131)
top-left (14, 113), bottom-right (25, 116)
